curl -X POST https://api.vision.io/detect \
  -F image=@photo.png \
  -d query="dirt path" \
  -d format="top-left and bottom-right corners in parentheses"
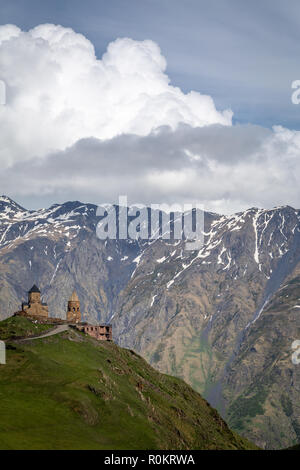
top-left (18, 324), bottom-right (70, 342)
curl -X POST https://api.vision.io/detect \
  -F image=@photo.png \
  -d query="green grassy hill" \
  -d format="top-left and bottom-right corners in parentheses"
top-left (0, 315), bottom-right (53, 340)
top-left (0, 316), bottom-right (257, 450)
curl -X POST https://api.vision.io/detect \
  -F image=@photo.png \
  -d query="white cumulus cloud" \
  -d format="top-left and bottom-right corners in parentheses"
top-left (0, 23), bottom-right (299, 214)
top-left (0, 23), bottom-right (232, 167)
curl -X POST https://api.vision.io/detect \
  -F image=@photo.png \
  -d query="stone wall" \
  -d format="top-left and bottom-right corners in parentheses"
top-left (22, 303), bottom-right (49, 318)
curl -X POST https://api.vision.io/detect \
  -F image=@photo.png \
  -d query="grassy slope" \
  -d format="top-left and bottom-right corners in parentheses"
top-left (0, 317), bottom-right (257, 450)
top-left (0, 315), bottom-right (53, 340)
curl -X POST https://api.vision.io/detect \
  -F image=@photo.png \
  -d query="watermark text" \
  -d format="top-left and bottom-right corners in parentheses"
top-left (0, 80), bottom-right (6, 105)
top-left (96, 196), bottom-right (204, 251)
top-left (291, 340), bottom-right (300, 365)
top-left (0, 340), bottom-right (6, 365)
top-left (291, 80), bottom-right (300, 105)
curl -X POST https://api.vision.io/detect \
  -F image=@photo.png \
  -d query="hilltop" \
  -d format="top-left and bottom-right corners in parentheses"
top-left (0, 196), bottom-right (299, 448)
top-left (0, 316), bottom-right (256, 450)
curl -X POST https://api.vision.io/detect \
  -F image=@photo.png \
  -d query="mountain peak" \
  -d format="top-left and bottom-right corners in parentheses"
top-left (0, 195), bottom-right (26, 210)
top-left (0, 195), bottom-right (15, 203)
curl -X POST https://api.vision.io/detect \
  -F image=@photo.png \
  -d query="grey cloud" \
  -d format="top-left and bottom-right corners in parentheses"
top-left (1, 123), bottom-right (299, 215)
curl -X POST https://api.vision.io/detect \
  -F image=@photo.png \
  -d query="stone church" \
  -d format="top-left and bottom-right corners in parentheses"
top-left (17, 284), bottom-right (112, 341)
top-left (21, 284), bottom-right (49, 319)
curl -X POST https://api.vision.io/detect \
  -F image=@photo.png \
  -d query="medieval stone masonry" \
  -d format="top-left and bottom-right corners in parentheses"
top-left (67, 291), bottom-right (81, 323)
top-left (17, 285), bottom-right (112, 341)
top-left (76, 324), bottom-right (113, 341)
top-left (21, 285), bottom-right (49, 319)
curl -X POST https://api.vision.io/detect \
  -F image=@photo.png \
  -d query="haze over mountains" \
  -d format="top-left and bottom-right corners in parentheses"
top-left (0, 195), bottom-right (299, 449)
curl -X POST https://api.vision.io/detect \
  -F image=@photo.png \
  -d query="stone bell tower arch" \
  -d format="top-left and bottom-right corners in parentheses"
top-left (67, 291), bottom-right (81, 323)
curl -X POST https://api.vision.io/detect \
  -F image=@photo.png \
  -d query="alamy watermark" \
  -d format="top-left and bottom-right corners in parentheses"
top-left (291, 80), bottom-right (300, 104)
top-left (0, 80), bottom-right (6, 105)
top-left (0, 340), bottom-right (6, 365)
top-left (291, 340), bottom-right (300, 365)
top-left (96, 196), bottom-right (204, 251)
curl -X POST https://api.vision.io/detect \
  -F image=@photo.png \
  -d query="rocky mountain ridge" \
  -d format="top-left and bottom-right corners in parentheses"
top-left (0, 195), bottom-right (299, 448)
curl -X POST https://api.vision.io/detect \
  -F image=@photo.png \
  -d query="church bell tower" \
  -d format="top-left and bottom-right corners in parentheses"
top-left (67, 291), bottom-right (81, 323)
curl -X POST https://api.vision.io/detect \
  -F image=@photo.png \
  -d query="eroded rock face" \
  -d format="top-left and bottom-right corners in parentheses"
top-left (0, 195), bottom-right (299, 448)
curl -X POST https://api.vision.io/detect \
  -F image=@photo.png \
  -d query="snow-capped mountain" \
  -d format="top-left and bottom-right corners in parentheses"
top-left (0, 195), bottom-right (299, 449)
top-left (0, 196), bottom-right (144, 323)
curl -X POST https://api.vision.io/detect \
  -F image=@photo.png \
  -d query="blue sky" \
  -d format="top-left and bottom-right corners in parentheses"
top-left (1, 0), bottom-right (300, 130)
top-left (1, 1), bottom-right (300, 213)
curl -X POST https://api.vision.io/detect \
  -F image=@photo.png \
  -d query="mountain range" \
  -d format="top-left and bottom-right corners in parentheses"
top-left (0, 195), bottom-right (299, 449)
